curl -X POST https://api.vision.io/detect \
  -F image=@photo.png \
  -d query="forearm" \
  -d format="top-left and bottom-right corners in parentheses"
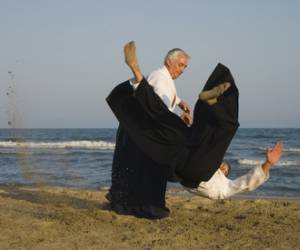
top-left (261, 161), bottom-right (273, 176)
top-left (224, 166), bottom-right (269, 198)
top-left (178, 100), bottom-right (184, 110)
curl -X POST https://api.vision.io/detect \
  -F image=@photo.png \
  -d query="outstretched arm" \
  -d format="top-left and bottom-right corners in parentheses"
top-left (261, 142), bottom-right (283, 175)
top-left (217, 142), bottom-right (284, 199)
top-left (191, 142), bottom-right (284, 200)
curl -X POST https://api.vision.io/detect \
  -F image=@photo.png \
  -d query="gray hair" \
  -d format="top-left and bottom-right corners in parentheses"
top-left (164, 48), bottom-right (190, 64)
top-left (223, 160), bottom-right (231, 177)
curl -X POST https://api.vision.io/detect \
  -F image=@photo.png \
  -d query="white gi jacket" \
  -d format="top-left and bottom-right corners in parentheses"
top-left (130, 65), bottom-right (181, 112)
top-left (187, 166), bottom-right (269, 200)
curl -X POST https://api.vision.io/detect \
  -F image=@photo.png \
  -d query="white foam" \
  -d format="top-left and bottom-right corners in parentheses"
top-left (278, 160), bottom-right (300, 166)
top-left (0, 140), bottom-right (115, 150)
top-left (285, 148), bottom-right (300, 153)
top-left (238, 159), bottom-right (300, 166)
top-left (259, 147), bottom-right (300, 153)
top-left (238, 159), bottom-right (264, 166)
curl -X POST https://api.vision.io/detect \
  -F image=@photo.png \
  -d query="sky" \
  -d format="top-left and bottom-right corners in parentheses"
top-left (0, 0), bottom-right (299, 128)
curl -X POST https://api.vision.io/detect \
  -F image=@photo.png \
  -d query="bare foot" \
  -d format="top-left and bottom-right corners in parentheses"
top-left (124, 41), bottom-right (138, 67)
top-left (123, 41), bottom-right (143, 83)
top-left (199, 82), bottom-right (231, 101)
top-left (206, 98), bottom-right (218, 106)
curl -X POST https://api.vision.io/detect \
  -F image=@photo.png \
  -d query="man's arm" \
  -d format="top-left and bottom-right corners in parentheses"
top-left (218, 142), bottom-right (284, 199)
top-left (178, 101), bottom-right (192, 125)
top-left (261, 142), bottom-right (283, 175)
top-left (178, 100), bottom-right (191, 114)
top-left (147, 73), bottom-right (173, 109)
top-left (147, 70), bottom-right (192, 125)
top-left (180, 112), bottom-right (193, 126)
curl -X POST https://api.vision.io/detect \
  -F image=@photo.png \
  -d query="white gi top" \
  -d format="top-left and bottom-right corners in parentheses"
top-left (130, 65), bottom-right (181, 112)
top-left (186, 166), bottom-right (269, 200)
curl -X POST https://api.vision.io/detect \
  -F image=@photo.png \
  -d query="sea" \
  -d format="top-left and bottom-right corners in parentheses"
top-left (0, 128), bottom-right (299, 199)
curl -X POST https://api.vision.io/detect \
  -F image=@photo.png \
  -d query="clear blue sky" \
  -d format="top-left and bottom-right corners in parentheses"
top-left (1, 0), bottom-right (299, 128)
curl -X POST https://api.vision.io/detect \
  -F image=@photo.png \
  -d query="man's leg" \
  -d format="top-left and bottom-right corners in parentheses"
top-left (124, 41), bottom-right (143, 83)
top-left (109, 126), bottom-right (142, 213)
top-left (199, 82), bottom-right (231, 101)
top-left (177, 63), bottom-right (239, 188)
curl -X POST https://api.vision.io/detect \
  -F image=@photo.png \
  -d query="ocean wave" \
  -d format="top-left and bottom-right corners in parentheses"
top-left (237, 159), bottom-right (263, 165)
top-left (0, 140), bottom-right (115, 150)
top-left (259, 147), bottom-right (300, 153)
top-left (237, 159), bottom-right (300, 166)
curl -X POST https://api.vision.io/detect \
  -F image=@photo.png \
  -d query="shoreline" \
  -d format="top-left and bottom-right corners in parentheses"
top-left (166, 185), bottom-right (300, 201)
top-left (1, 183), bottom-right (300, 201)
top-left (0, 184), bottom-right (299, 249)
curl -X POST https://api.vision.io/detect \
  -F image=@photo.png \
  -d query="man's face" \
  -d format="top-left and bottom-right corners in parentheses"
top-left (219, 162), bottom-right (229, 177)
top-left (166, 55), bottom-right (188, 79)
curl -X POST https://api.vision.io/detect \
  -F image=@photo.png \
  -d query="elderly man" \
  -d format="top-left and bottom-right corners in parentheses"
top-left (187, 142), bottom-right (283, 199)
top-left (129, 44), bottom-right (191, 117)
top-left (108, 42), bottom-right (192, 219)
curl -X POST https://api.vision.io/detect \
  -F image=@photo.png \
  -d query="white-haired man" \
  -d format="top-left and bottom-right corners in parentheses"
top-left (130, 46), bottom-right (192, 120)
top-left (108, 42), bottom-right (193, 219)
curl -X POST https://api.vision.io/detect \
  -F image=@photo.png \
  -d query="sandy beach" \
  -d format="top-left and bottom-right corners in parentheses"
top-left (0, 185), bottom-right (299, 250)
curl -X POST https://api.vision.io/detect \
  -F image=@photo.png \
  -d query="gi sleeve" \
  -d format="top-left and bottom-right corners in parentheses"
top-left (218, 165), bottom-right (270, 199)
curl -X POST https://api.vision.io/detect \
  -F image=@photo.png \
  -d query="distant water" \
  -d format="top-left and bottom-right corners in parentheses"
top-left (0, 128), bottom-right (299, 198)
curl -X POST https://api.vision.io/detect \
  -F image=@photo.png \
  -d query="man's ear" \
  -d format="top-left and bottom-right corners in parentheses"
top-left (165, 58), bottom-right (172, 67)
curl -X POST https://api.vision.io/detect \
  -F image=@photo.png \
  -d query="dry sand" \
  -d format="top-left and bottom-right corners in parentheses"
top-left (0, 185), bottom-right (299, 250)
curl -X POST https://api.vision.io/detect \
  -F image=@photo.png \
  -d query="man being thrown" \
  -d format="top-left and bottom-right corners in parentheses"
top-left (187, 142), bottom-right (283, 199)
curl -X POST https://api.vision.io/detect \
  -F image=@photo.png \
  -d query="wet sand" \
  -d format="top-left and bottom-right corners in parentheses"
top-left (0, 185), bottom-right (299, 250)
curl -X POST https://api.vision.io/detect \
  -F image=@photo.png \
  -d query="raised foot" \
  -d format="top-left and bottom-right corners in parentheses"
top-left (124, 41), bottom-right (138, 68)
top-left (199, 82), bottom-right (231, 101)
top-left (123, 41), bottom-right (143, 83)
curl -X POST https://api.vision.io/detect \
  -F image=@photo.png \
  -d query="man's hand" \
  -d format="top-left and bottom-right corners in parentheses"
top-left (266, 142), bottom-right (283, 165)
top-left (180, 111), bottom-right (193, 126)
top-left (261, 142), bottom-right (284, 176)
top-left (178, 100), bottom-right (191, 114)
